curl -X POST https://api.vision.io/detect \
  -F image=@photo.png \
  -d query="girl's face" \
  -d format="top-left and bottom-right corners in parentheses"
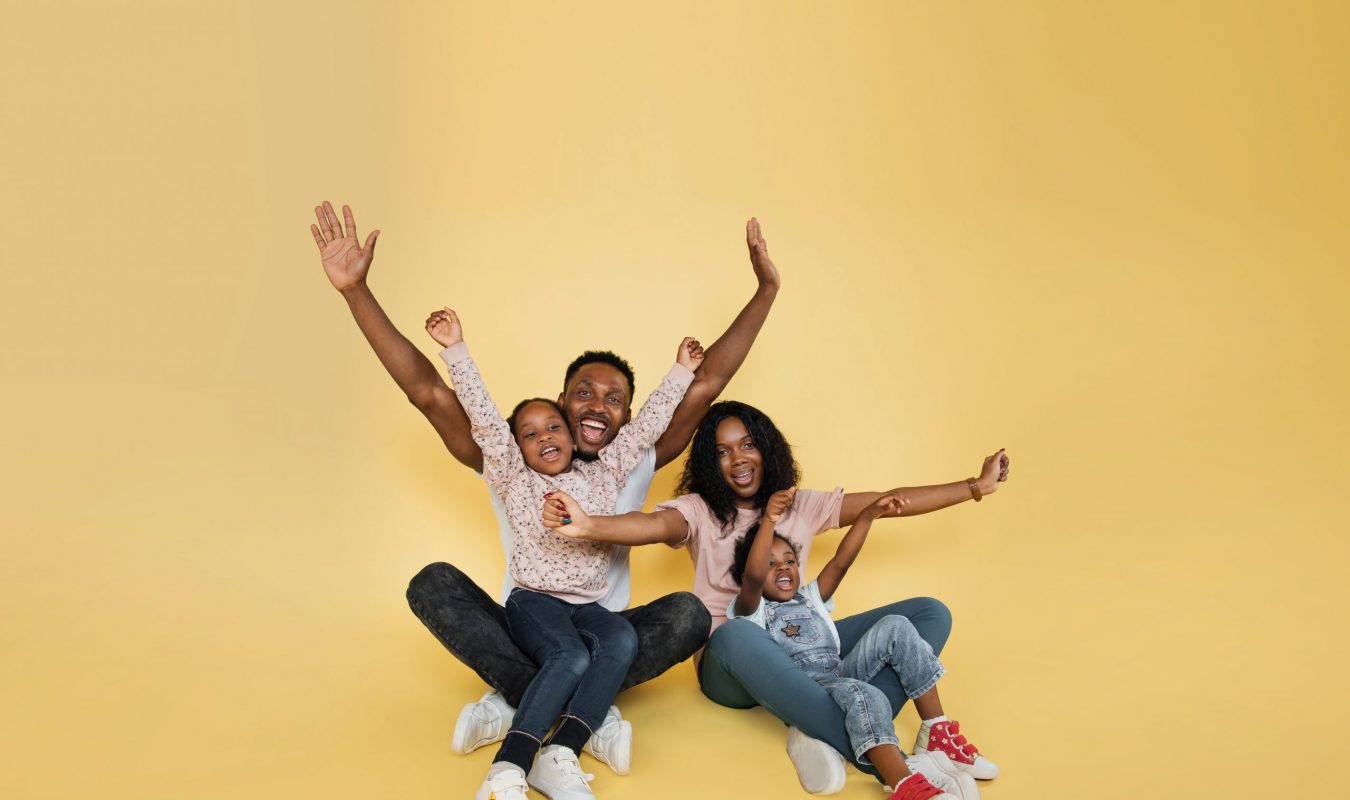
top-left (514, 400), bottom-right (575, 476)
top-left (761, 537), bottom-right (800, 601)
top-left (715, 416), bottom-right (763, 507)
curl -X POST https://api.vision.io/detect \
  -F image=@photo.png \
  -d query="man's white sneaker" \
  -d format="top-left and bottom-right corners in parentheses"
top-left (453, 691), bottom-right (516, 755)
top-left (905, 751), bottom-right (980, 800)
top-left (475, 763), bottom-right (530, 800)
top-left (785, 726), bottom-right (847, 795)
top-left (528, 745), bottom-right (596, 800)
top-left (583, 705), bottom-right (632, 775)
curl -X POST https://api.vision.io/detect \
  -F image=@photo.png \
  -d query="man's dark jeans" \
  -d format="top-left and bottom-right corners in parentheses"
top-left (407, 562), bottom-right (711, 708)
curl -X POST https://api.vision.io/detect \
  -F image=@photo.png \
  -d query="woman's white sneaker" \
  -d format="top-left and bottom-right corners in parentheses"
top-left (785, 726), bottom-right (847, 794)
top-left (453, 691), bottom-right (516, 755)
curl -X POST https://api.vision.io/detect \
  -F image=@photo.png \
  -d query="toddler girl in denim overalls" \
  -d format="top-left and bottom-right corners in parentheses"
top-left (727, 489), bottom-right (1000, 800)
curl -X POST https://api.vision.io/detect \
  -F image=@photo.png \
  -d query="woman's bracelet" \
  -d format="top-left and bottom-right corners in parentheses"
top-left (966, 478), bottom-right (983, 502)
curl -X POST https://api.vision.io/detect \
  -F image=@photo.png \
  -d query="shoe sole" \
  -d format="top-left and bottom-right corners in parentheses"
top-left (916, 747), bottom-right (998, 782)
top-left (786, 728), bottom-right (846, 795)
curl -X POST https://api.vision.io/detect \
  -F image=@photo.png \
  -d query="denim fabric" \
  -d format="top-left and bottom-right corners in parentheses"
top-left (699, 597), bottom-right (952, 783)
top-left (406, 562), bottom-right (710, 707)
top-left (503, 588), bottom-right (637, 739)
top-left (818, 615), bottom-right (945, 762)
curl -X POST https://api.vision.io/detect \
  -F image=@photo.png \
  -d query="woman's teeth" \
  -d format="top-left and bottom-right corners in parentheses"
top-left (731, 469), bottom-right (753, 485)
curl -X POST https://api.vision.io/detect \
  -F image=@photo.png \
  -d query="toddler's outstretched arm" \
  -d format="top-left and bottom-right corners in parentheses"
top-left (817, 492), bottom-right (909, 601)
top-left (733, 488), bottom-right (797, 617)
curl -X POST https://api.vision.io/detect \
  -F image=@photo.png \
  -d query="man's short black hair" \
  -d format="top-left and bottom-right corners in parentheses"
top-left (562, 351), bottom-right (636, 400)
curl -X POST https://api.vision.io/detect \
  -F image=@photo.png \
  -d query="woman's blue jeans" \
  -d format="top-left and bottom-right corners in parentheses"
top-left (504, 588), bottom-right (639, 741)
top-left (698, 597), bottom-right (952, 782)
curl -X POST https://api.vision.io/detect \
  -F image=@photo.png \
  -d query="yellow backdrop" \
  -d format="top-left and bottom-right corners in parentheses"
top-left (3, 2), bottom-right (1347, 798)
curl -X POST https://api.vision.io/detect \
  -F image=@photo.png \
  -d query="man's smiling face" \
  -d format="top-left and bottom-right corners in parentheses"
top-left (559, 361), bottom-right (632, 460)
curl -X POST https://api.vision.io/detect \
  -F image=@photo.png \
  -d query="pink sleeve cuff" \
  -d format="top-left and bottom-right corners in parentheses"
top-left (438, 342), bottom-right (471, 366)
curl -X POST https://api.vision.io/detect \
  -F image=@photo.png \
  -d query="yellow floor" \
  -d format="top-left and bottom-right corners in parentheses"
top-left (3, 2), bottom-right (1348, 798)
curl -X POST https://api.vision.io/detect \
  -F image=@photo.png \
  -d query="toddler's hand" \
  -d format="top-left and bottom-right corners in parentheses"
top-left (764, 487), bottom-right (798, 523)
top-left (425, 307), bottom-right (463, 348)
top-left (862, 492), bottom-right (909, 520)
top-left (676, 336), bottom-right (705, 371)
top-left (542, 490), bottom-right (591, 538)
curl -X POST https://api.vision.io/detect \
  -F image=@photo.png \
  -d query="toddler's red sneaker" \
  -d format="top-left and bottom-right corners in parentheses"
top-left (915, 720), bottom-right (999, 781)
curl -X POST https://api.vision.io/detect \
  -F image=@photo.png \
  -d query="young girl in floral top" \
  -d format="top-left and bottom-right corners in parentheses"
top-left (426, 307), bottom-right (702, 800)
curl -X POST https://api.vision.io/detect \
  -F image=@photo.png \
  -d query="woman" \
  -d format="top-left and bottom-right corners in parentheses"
top-left (544, 400), bottom-right (1010, 794)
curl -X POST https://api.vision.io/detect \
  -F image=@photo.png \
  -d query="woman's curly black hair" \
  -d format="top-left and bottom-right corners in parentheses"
top-left (676, 400), bottom-right (800, 532)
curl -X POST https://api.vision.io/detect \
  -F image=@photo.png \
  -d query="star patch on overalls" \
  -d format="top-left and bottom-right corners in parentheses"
top-left (782, 623), bottom-right (801, 637)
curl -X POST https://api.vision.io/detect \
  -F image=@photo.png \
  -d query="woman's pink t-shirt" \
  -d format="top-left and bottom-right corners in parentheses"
top-left (655, 488), bottom-right (844, 631)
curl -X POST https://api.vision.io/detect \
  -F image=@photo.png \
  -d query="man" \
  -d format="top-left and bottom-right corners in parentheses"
top-left (309, 201), bottom-right (780, 774)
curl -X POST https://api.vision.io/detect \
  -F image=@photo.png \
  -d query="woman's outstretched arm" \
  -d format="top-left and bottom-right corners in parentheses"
top-left (837, 449), bottom-right (1010, 527)
top-left (543, 493), bottom-right (690, 546)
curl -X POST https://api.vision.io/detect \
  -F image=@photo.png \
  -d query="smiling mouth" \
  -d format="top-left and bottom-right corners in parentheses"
top-left (775, 575), bottom-right (793, 590)
top-left (540, 445), bottom-right (562, 461)
top-left (730, 468), bottom-right (754, 486)
top-left (578, 418), bottom-right (607, 444)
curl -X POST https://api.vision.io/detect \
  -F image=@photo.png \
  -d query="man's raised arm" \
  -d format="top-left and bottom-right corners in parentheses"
top-left (653, 218), bottom-right (781, 469)
top-left (310, 201), bottom-right (483, 471)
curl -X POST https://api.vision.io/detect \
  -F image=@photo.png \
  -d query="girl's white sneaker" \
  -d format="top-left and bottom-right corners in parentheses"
top-left (528, 745), bottom-right (596, 800)
top-left (476, 763), bottom-right (530, 800)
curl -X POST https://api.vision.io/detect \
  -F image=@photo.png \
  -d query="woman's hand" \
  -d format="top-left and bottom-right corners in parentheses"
top-left (425, 307), bottom-right (463, 348)
top-left (860, 492), bottom-right (909, 521)
top-left (311, 201), bottom-right (380, 292)
top-left (977, 449), bottom-right (1010, 496)
top-left (764, 487), bottom-right (798, 523)
top-left (746, 217), bottom-right (781, 292)
top-left (543, 490), bottom-right (592, 538)
top-left (676, 336), bottom-right (706, 371)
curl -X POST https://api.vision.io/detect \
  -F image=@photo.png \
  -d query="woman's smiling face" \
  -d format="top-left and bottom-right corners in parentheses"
top-left (715, 416), bottom-right (762, 507)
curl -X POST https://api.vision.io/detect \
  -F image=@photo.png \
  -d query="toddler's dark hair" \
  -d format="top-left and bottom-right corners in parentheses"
top-left (508, 397), bottom-right (568, 437)
top-left (729, 531), bottom-right (799, 585)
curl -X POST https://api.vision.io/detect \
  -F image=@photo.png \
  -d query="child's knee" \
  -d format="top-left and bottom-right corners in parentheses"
top-left (878, 614), bottom-right (921, 641)
top-left (546, 643), bottom-right (592, 683)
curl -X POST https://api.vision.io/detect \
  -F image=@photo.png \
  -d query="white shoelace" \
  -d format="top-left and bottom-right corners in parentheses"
top-left (553, 750), bottom-right (595, 788)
